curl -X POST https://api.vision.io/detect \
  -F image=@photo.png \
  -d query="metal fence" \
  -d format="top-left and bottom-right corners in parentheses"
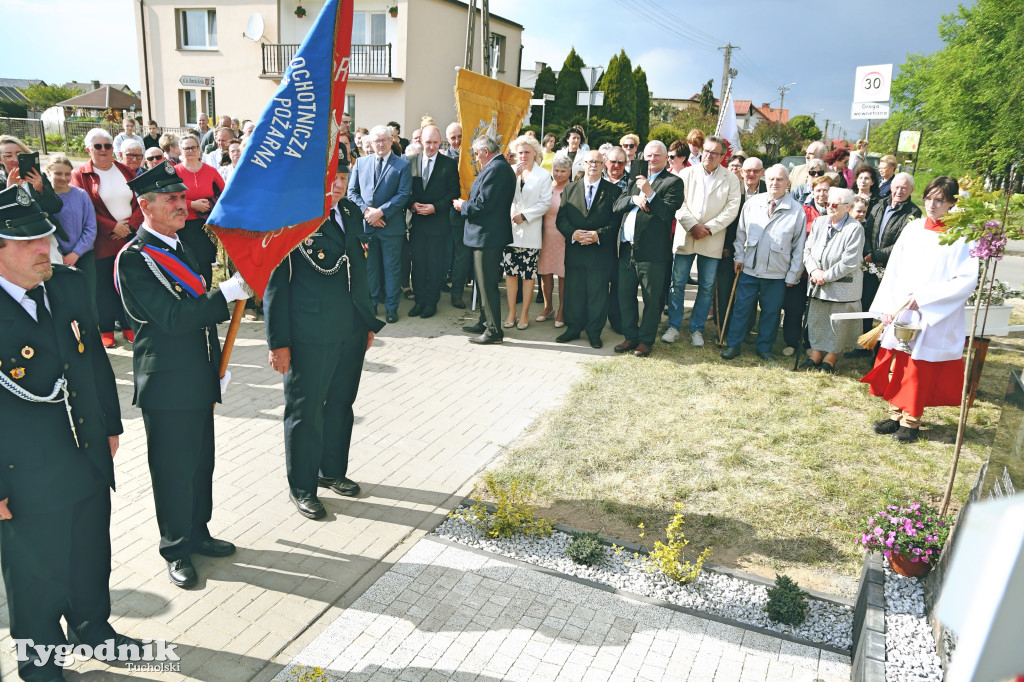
top-left (63, 120), bottom-right (120, 141)
top-left (262, 43), bottom-right (392, 78)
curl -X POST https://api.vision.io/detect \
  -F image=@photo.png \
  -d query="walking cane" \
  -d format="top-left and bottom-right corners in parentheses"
top-left (718, 271), bottom-right (740, 346)
top-left (793, 284), bottom-right (817, 371)
top-left (712, 274), bottom-right (721, 342)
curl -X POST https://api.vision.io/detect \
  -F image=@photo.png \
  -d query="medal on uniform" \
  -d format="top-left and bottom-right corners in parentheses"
top-left (10, 367), bottom-right (24, 379)
top-left (71, 320), bottom-right (84, 353)
top-left (304, 237), bottom-right (314, 246)
top-left (21, 346), bottom-right (33, 359)
top-left (317, 251), bottom-right (325, 260)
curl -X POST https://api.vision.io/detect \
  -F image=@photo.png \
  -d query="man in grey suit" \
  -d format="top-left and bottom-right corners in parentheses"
top-left (453, 136), bottom-right (515, 345)
top-left (347, 125), bottom-right (412, 323)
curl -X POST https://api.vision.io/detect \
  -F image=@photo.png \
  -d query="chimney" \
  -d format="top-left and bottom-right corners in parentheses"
top-left (91, 80), bottom-right (101, 91)
top-left (535, 61), bottom-right (546, 72)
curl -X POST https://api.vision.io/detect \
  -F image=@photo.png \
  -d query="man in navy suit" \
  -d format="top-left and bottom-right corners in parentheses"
top-left (453, 136), bottom-right (515, 344)
top-left (347, 125), bottom-right (412, 323)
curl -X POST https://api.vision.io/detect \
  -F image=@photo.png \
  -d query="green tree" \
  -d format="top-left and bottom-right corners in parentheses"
top-left (551, 48), bottom-right (586, 126)
top-left (650, 101), bottom-right (678, 125)
top-left (699, 79), bottom-right (717, 116)
top-left (788, 115), bottom-right (821, 143)
top-left (530, 65), bottom-right (557, 131)
top-left (602, 50), bottom-right (636, 128)
top-left (21, 83), bottom-right (81, 111)
top-left (742, 121), bottom-right (804, 163)
top-left (633, 66), bottom-right (650, 143)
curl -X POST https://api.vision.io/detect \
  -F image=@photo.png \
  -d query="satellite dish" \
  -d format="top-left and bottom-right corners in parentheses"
top-left (243, 13), bottom-right (264, 41)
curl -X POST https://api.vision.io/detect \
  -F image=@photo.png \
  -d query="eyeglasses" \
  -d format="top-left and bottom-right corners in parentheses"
top-left (607, 160), bottom-right (625, 165)
top-left (621, 143), bottom-right (636, 148)
top-left (92, 143), bottom-right (113, 150)
top-left (703, 148), bottom-right (722, 157)
top-left (826, 202), bottom-right (846, 208)
top-left (146, 154), bottom-right (164, 161)
top-left (584, 159), bottom-right (603, 165)
top-left (181, 145), bottom-right (199, 151)
top-left (808, 170), bottom-right (824, 177)
top-left (124, 153), bottom-right (143, 159)
top-left (0, 153), bottom-right (16, 160)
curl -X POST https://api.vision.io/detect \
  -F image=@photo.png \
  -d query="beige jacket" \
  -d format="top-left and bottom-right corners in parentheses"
top-left (672, 165), bottom-right (742, 258)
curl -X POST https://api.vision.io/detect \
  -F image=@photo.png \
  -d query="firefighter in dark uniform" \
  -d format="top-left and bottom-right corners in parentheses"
top-left (114, 163), bottom-right (250, 588)
top-left (264, 159), bottom-right (385, 520)
top-left (0, 186), bottom-right (142, 681)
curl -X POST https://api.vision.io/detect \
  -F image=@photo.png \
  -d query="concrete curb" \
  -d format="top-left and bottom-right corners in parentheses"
top-left (851, 552), bottom-right (886, 682)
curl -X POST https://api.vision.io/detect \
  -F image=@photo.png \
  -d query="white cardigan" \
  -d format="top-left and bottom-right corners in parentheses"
top-left (509, 164), bottom-right (552, 249)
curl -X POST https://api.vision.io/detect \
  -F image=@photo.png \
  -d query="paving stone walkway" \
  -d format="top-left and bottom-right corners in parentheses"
top-left (275, 539), bottom-right (851, 682)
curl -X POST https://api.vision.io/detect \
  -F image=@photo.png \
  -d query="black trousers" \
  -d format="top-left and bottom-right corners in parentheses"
top-left (607, 254), bottom-right (622, 332)
top-left (782, 280), bottom-right (809, 348)
top-left (472, 245), bottom-right (503, 333)
top-left (283, 334), bottom-right (368, 499)
top-left (409, 229), bottom-right (446, 307)
top-left (618, 244), bottom-right (668, 346)
top-left (1, 486), bottom-right (115, 682)
top-left (862, 272), bottom-right (882, 334)
top-left (400, 232), bottom-right (412, 289)
top-left (142, 407), bottom-right (215, 561)
top-left (449, 221), bottom-right (472, 299)
top-left (564, 262), bottom-right (612, 340)
top-left (94, 256), bottom-right (128, 333)
top-left (178, 219), bottom-right (216, 289)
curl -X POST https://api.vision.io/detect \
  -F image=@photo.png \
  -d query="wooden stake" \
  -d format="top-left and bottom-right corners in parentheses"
top-left (214, 299), bottom-right (247, 412)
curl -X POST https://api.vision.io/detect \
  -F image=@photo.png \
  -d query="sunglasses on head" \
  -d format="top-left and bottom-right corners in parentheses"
top-left (93, 143), bottom-right (113, 150)
top-left (808, 170), bottom-right (824, 177)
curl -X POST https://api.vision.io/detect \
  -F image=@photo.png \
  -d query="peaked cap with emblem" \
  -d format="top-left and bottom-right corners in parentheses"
top-left (127, 160), bottom-right (188, 195)
top-left (0, 186), bottom-right (61, 240)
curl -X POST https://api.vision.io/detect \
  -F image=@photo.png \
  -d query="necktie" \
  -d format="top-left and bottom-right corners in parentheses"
top-left (375, 156), bottom-right (383, 183)
top-left (424, 157), bottom-right (433, 185)
top-left (26, 285), bottom-right (52, 326)
top-left (769, 199), bottom-right (776, 217)
top-left (586, 183), bottom-right (594, 210)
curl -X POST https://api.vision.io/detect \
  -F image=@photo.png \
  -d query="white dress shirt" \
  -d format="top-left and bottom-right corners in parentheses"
top-left (0, 273), bottom-right (49, 321)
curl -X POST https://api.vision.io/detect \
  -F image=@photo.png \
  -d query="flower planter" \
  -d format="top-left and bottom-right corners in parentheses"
top-left (966, 303), bottom-right (1012, 337)
top-left (888, 551), bottom-right (931, 578)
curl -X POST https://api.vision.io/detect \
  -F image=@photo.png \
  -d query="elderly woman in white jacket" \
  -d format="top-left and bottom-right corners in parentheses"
top-left (503, 134), bottom-right (552, 329)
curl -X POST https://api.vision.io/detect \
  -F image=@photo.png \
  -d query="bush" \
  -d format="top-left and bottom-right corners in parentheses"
top-left (765, 574), bottom-right (808, 625)
top-left (468, 473), bottom-right (554, 539)
top-left (566, 532), bottom-right (605, 566)
top-left (638, 502), bottom-right (711, 584)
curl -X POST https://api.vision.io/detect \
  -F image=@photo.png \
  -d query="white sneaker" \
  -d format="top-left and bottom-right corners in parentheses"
top-left (691, 331), bottom-right (704, 347)
top-left (662, 327), bottom-right (680, 343)
top-left (782, 346), bottom-right (795, 356)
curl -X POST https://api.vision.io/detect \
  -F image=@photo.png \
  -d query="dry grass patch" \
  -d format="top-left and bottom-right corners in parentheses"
top-left (479, 329), bottom-right (1021, 592)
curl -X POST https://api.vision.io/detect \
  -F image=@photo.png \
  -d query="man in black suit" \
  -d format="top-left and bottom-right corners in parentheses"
top-left (264, 161), bottom-right (385, 520)
top-left (556, 150), bottom-right (622, 348)
top-left (861, 172), bottom-right (921, 331)
top-left (116, 163), bottom-right (251, 589)
top-left (453, 136), bottom-right (515, 345)
top-left (612, 140), bottom-right (684, 357)
top-left (444, 123), bottom-right (472, 309)
top-left (0, 186), bottom-right (142, 681)
top-left (406, 125), bottom-right (461, 318)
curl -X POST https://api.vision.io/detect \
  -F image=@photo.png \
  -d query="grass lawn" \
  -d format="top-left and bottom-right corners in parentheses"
top-left (476, 302), bottom-right (1024, 597)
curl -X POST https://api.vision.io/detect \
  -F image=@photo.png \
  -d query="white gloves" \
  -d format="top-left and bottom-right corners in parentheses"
top-left (218, 271), bottom-right (253, 302)
top-left (220, 369), bottom-right (232, 396)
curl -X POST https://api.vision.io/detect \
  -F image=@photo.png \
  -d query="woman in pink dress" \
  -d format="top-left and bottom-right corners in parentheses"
top-left (536, 155), bottom-right (572, 326)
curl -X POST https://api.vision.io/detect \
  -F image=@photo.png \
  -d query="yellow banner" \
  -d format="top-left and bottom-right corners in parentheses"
top-left (453, 68), bottom-right (531, 199)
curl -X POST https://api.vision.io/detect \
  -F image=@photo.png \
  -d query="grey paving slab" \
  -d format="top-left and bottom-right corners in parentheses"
top-left (276, 539), bottom-right (850, 682)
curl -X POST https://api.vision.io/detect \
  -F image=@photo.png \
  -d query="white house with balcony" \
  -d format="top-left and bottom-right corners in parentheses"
top-left (133, 0), bottom-right (523, 136)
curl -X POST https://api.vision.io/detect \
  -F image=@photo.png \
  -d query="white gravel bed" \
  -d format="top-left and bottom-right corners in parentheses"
top-left (433, 511), bottom-right (853, 650)
top-left (883, 564), bottom-right (942, 681)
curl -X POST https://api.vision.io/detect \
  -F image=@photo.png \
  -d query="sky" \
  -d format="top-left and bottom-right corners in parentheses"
top-left (7, 0), bottom-right (965, 140)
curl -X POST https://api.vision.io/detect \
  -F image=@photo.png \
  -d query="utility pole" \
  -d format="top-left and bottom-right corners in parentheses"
top-left (480, 0), bottom-right (491, 78)
top-left (718, 44), bottom-right (738, 105)
top-left (777, 82), bottom-right (794, 119)
top-left (464, 0), bottom-right (476, 70)
top-left (823, 119), bottom-right (829, 142)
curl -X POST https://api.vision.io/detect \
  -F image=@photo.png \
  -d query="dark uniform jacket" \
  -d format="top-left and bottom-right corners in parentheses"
top-left (461, 154), bottom-right (516, 249)
top-left (116, 227), bottom-right (230, 410)
top-left (407, 152), bottom-right (461, 236)
top-left (264, 200), bottom-right (385, 349)
top-left (557, 178), bottom-right (622, 270)
top-left (0, 266), bottom-right (120, 513)
top-left (862, 198), bottom-right (922, 265)
top-left (612, 170), bottom-right (685, 263)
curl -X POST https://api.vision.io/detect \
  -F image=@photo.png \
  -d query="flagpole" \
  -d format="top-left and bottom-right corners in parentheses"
top-left (219, 300), bottom-right (247, 380)
top-left (715, 78), bottom-right (732, 136)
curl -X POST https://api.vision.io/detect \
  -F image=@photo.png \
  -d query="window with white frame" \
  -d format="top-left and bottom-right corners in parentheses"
top-left (351, 11), bottom-right (386, 44)
top-left (180, 90), bottom-right (197, 126)
top-left (491, 33), bottom-right (507, 73)
top-left (178, 9), bottom-right (217, 50)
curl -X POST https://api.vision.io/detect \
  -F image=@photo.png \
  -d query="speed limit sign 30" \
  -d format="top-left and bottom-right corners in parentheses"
top-left (853, 64), bottom-right (893, 102)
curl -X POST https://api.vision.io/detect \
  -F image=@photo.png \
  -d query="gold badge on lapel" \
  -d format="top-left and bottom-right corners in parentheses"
top-left (21, 346), bottom-right (33, 359)
top-left (10, 367), bottom-right (25, 380)
top-left (175, 284), bottom-right (183, 292)
top-left (317, 251), bottom-right (325, 260)
top-left (70, 320), bottom-right (84, 353)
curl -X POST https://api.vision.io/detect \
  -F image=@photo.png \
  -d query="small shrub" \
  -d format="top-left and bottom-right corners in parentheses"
top-left (469, 473), bottom-right (554, 539)
top-left (292, 665), bottom-right (330, 682)
top-left (765, 574), bottom-right (809, 626)
top-left (639, 502), bottom-right (711, 584)
top-left (566, 532), bottom-right (605, 566)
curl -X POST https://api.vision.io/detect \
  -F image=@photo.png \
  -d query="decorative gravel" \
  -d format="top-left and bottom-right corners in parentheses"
top-left (883, 565), bottom-right (942, 681)
top-left (433, 510), bottom-right (853, 650)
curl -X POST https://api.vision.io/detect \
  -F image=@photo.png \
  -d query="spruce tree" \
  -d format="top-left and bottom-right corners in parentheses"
top-left (603, 50), bottom-right (636, 127)
top-left (530, 65), bottom-right (557, 128)
top-left (551, 48), bottom-right (587, 127)
top-left (633, 65), bottom-right (650, 142)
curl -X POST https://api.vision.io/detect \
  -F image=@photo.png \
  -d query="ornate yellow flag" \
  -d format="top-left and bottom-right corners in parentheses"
top-left (453, 68), bottom-right (531, 199)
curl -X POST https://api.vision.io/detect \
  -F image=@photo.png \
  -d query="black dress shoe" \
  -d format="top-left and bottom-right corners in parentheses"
top-left (872, 418), bottom-right (901, 434)
top-left (800, 359), bottom-right (821, 371)
top-left (721, 345), bottom-right (741, 360)
top-left (589, 338), bottom-right (603, 349)
top-left (408, 304), bottom-right (424, 317)
top-left (67, 630), bottom-right (144, 661)
top-left (469, 331), bottom-right (503, 345)
top-left (556, 330), bottom-right (580, 343)
top-left (893, 426), bottom-right (920, 443)
top-left (820, 361), bottom-right (835, 374)
top-left (386, 312), bottom-right (399, 323)
top-left (451, 297), bottom-right (467, 309)
top-left (463, 322), bottom-right (486, 333)
top-left (167, 558), bottom-right (198, 588)
top-left (319, 476), bottom-right (361, 496)
top-left (420, 305), bottom-right (437, 318)
top-left (289, 493), bottom-right (327, 519)
top-left (193, 537), bottom-right (236, 557)
top-left (757, 351), bottom-right (775, 361)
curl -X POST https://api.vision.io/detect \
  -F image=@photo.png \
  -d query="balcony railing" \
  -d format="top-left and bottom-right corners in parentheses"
top-left (262, 43), bottom-right (392, 79)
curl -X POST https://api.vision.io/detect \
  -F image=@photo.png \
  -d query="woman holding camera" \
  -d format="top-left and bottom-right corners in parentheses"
top-left (175, 136), bottom-right (225, 287)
